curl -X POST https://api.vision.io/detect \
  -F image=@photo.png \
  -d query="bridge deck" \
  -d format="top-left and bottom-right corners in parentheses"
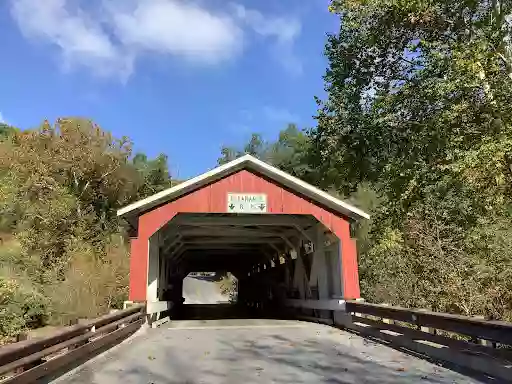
top-left (55, 320), bottom-right (479, 384)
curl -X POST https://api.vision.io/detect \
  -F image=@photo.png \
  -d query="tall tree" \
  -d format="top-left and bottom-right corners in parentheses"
top-left (218, 124), bottom-right (312, 178)
top-left (311, 0), bottom-right (512, 319)
top-left (0, 123), bottom-right (16, 140)
top-left (266, 124), bottom-right (312, 178)
top-left (0, 118), bottom-right (174, 277)
top-left (0, 117), bottom-right (176, 336)
top-left (132, 152), bottom-right (174, 198)
top-left (316, 0), bottom-right (512, 205)
top-left (218, 134), bottom-right (268, 165)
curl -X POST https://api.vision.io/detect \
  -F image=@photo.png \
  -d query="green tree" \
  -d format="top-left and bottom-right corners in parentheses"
top-left (218, 124), bottom-right (312, 178)
top-left (0, 117), bottom-right (175, 337)
top-left (316, 0), bottom-right (512, 203)
top-left (311, 0), bottom-right (512, 320)
top-left (267, 124), bottom-right (313, 178)
top-left (0, 123), bottom-right (17, 140)
top-left (218, 133), bottom-right (268, 165)
top-left (0, 118), bottom-right (138, 271)
top-left (133, 153), bottom-right (174, 198)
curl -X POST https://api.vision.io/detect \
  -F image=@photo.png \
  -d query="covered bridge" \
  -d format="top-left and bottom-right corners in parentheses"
top-left (117, 154), bottom-right (369, 319)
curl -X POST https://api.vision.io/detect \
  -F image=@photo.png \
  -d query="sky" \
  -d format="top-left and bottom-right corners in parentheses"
top-left (0, 0), bottom-right (339, 178)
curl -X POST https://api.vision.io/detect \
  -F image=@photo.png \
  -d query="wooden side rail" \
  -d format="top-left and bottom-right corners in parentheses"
top-left (340, 300), bottom-right (512, 381)
top-left (345, 301), bottom-right (512, 345)
top-left (0, 304), bottom-right (145, 384)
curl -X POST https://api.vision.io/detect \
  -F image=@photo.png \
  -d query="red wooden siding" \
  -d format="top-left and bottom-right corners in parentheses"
top-left (129, 169), bottom-right (360, 300)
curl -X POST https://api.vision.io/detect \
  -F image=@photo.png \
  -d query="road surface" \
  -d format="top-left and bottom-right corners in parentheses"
top-left (182, 275), bottom-right (229, 304)
top-left (55, 319), bottom-right (481, 384)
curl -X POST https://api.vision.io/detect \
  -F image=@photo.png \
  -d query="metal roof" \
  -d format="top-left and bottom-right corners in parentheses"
top-left (117, 154), bottom-right (370, 220)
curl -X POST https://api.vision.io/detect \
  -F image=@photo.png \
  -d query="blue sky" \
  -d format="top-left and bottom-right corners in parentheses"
top-left (0, 0), bottom-right (338, 178)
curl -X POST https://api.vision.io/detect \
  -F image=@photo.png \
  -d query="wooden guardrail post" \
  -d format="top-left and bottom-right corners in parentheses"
top-left (417, 308), bottom-right (435, 334)
top-left (354, 297), bottom-right (365, 319)
top-left (473, 315), bottom-right (493, 347)
top-left (380, 303), bottom-right (394, 325)
top-left (13, 333), bottom-right (43, 374)
top-left (68, 319), bottom-right (89, 350)
top-left (14, 333), bottom-right (28, 375)
top-left (15, 333), bottom-right (28, 343)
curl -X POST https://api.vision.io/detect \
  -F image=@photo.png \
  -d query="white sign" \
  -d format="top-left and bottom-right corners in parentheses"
top-left (227, 193), bottom-right (267, 213)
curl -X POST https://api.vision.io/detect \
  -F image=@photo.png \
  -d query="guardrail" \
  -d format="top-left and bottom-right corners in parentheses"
top-left (0, 303), bottom-right (145, 384)
top-left (2, 299), bottom-right (511, 382)
top-left (338, 301), bottom-right (511, 381)
top-left (286, 299), bottom-right (512, 380)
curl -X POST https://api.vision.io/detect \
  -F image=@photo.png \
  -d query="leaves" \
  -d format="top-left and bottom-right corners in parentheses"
top-left (313, 0), bottom-right (512, 320)
top-left (133, 152), bottom-right (175, 198)
top-left (218, 124), bottom-right (313, 179)
top-left (0, 118), bottom-right (173, 335)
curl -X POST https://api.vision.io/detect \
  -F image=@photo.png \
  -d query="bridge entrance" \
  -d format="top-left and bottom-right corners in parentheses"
top-left (117, 155), bottom-right (369, 322)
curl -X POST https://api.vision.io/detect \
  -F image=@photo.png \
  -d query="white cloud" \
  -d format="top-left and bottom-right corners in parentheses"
top-left (0, 112), bottom-right (5, 124)
top-left (232, 4), bottom-right (300, 43)
top-left (11, 0), bottom-right (131, 78)
top-left (263, 106), bottom-right (299, 123)
top-left (105, 0), bottom-right (242, 64)
top-left (10, 0), bottom-right (302, 79)
top-left (232, 4), bottom-right (303, 75)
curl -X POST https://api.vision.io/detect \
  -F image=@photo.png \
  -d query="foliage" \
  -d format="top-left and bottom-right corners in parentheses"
top-left (319, 0), bottom-right (512, 196)
top-left (219, 273), bottom-right (238, 303)
top-left (309, 0), bottom-right (512, 320)
top-left (0, 123), bottom-right (17, 140)
top-left (132, 152), bottom-right (175, 198)
top-left (0, 118), bottom-right (172, 338)
top-left (218, 124), bottom-right (313, 179)
top-left (0, 273), bottom-right (49, 341)
top-left (48, 236), bottom-right (130, 325)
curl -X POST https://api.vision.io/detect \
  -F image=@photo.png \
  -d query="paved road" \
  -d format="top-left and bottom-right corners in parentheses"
top-left (55, 319), bottom-right (480, 384)
top-left (182, 276), bottom-right (229, 304)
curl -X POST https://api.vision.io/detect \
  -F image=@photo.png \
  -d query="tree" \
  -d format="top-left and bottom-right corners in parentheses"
top-left (218, 124), bottom-right (312, 179)
top-left (133, 152), bottom-right (174, 198)
top-left (0, 118), bottom-right (139, 270)
top-left (0, 117), bottom-right (175, 336)
top-left (0, 123), bottom-right (16, 140)
top-left (310, 0), bottom-right (512, 320)
top-left (218, 133), bottom-right (268, 165)
top-left (266, 124), bottom-right (313, 179)
top-left (316, 0), bottom-right (512, 204)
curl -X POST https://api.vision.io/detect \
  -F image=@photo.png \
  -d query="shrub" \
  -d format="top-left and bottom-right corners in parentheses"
top-left (0, 276), bottom-right (49, 340)
top-left (48, 236), bottom-right (130, 325)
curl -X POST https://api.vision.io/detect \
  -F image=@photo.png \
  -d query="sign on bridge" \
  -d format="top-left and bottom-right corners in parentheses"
top-left (227, 193), bottom-right (267, 213)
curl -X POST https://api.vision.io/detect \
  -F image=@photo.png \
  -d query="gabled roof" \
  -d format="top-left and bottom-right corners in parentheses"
top-left (117, 154), bottom-right (370, 220)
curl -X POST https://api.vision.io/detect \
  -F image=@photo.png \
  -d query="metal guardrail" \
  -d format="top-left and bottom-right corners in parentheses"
top-left (0, 304), bottom-right (145, 384)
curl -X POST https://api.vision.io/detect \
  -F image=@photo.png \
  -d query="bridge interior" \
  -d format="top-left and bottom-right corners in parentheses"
top-left (147, 212), bottom-right (344, 321)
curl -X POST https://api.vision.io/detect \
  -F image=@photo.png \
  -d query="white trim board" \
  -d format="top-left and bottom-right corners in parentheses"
top-left (117, 154), bottom-right (370, 220)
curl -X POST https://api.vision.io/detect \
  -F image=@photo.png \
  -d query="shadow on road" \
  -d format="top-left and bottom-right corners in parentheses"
top-left (57, 324), bottom-right (484, 384)
top-left (204, 331), bottom-right (487, 384)
top-left (175, 303), bottom-right (279, 320)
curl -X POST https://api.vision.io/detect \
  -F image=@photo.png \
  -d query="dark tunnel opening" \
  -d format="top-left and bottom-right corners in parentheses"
top-left (148, 212), bottom-right (343, 323)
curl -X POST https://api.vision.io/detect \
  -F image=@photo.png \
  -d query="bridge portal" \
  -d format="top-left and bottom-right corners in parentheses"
top-left (117, 155), bottom-right (369, 321)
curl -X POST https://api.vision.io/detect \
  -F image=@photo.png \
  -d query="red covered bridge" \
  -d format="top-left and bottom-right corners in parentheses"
top-left (117, 154), bottom-right (369, 320)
